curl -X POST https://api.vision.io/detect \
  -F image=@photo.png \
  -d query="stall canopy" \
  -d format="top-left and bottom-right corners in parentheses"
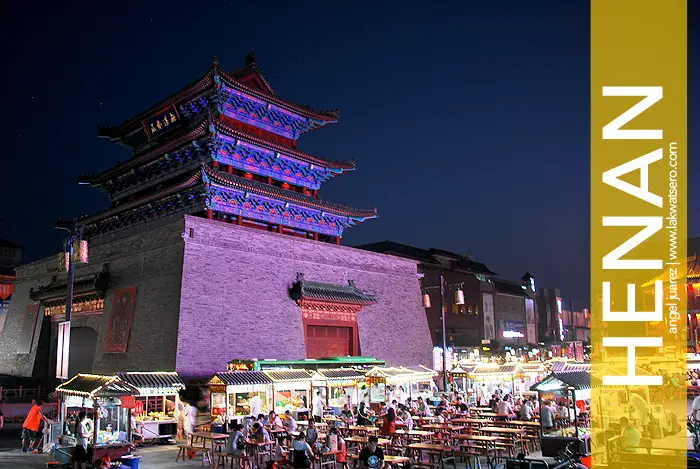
top-left (56, 374), bottom-right (139, 398)
top-left (265, 370), bottom-right (313, 382)
top-left (521, 363), bottom-right (545, 374)
top-left (116, 372), bottom-right (185, 396)
top-left (318, 369), bottom-right (365, 380)
top-left (365, 366), bottom-right (436, 382)
top-left (210, 371), bottom-right (273, 386)
top-left (469, 363), bottom-right (525, 379)
top-left (530, 371), bottom-right (595, 392)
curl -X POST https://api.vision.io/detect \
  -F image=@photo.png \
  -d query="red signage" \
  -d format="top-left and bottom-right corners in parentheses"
top-left (104, 287), bottom-right (137, 353)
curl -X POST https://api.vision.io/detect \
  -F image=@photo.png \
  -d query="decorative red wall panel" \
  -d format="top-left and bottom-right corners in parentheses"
top-left (104, 287), bottom-right (137, 353)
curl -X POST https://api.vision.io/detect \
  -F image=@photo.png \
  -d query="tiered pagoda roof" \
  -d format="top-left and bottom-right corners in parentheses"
top-left (65, 53), bottom-right (375, 243)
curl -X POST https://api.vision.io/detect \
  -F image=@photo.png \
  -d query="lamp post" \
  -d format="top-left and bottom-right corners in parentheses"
top-left (55, 219), bottom-right (83, 380)
top-left (422, 274), bottom-right (465, 394)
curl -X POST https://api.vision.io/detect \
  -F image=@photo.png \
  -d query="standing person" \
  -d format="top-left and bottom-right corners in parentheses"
top-left (380, 407), bottom-right (396, 437)
top-left (540, 401), bottom-right (554, 431)
top-left (359, 435), bottom-right (385, 469)
top-left (519, 400), bottom-right (533, 421)
top-left (356, 402), bottom-right (370, 426)
top-left (283, 410), bottom-right (298, 432)
top-left (0, 404), bottom-right (4, 431)
top-left (184, 401), bottom-right (198, 438)
top-left (74, 411), bottom-right (89, 469)
top-left (22, 399), bottom-right (48, 453)
top-left (249, 394), bottom-right (263, 418)
top-left (312, 391), bottom-right (324, 423)
top-left (292, 432), bottom-right (314, 469)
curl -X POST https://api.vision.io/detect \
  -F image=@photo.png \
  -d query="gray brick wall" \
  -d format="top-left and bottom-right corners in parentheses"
top-left (0, 218), bottom-right (186, 377)
top-left (177, 216), bottom-right (433, 377)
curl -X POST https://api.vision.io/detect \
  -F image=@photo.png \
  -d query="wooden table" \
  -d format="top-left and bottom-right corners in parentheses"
top-left (422, 424), bottom-right (465, 433)
top-left (476, 427), bottom-right (525, 456)
top-left (384, 455), bottom-right (410, 467)
top-left (406, 443), bottom-right (456, 469)
top-left (500, 420), bottom-right (541, 428)
top-left (452, 434), bottom-right (500, 467)
top-left (450, 418), bottom-right (491, 426)
top-left (348, 425), bottom-right (380, 436)
top-left (476, 412), bottom-right (498, 418)
top-left (190, 431), bottom-right (229, 456)
top-left (344, 436), bottom-right (391, 453)
top-left (246, 439), bottom-right (275, 466)
top-left (393, 430), bottom-right (435, 443)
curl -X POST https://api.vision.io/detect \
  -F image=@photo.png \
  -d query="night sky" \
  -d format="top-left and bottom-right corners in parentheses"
top-left (2, 1), bottom-right (698, 308)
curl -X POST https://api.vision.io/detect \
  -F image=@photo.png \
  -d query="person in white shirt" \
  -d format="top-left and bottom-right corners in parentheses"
top-left (496, 395), bottom-right (514, 416)
top-left (248, 394), bottom-right (263, 417)
top-left (415, 397), bottom-right (431, 417)
top-left (75, 411), bottom-right (90, 469)
top-left (268, 411), bottom-right (284, 429)
top-left (519, 400), bottom-right (533, 421)
top-left (400, 409), bottom-right (414, 431)
top-left (312, 391), bottom-right (324, 422)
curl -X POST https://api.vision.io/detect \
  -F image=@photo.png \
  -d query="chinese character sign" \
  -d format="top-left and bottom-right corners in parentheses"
top-left (142, 104), bottom-right (181, 138)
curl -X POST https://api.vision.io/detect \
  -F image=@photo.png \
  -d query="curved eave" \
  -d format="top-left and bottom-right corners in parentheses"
top-left (204, 165), bottom-right (377, 219)
top-left (299, 295), bottom-right (377, 306)
top-left (212, 118), bottom-right (354, 171)
top-left (81, 119), bottom-right (210, 187)
top-left (97, 67), bottom-right (216, 142)
top-left (216, 65), bottom-right (338, 124)
top-left (56, 170), bottom-right (203, 229)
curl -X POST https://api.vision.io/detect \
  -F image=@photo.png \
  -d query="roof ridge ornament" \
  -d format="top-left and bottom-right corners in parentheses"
top-left (245, 50), bottom-right (256, 65)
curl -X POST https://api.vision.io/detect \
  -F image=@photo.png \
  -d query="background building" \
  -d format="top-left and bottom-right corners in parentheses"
top-left (356, 241), bottom-right (539, 357)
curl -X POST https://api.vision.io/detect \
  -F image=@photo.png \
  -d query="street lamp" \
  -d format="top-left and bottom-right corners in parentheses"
top-left (422, 274), bottom-right (465, 393)
top-left (55, 219), bottom-right (86, 380)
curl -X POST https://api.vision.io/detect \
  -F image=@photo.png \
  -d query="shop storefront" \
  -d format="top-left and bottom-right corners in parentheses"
top-left (520, 363), bottom-right (546, 397)
top-left (207, 371), bottom-right (273, 424)
top-left (116, 372), bottom-right (184, 442)
top-left (531, 371), bottom-right (591, 458)
top-left (55, 374), bottom-right (139, 465)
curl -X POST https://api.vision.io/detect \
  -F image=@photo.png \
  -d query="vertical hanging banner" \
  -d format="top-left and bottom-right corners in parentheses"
top-left (591, 1), bottom-right (686, 467)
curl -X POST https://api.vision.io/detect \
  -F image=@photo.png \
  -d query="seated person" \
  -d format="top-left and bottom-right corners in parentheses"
top-left (359, 435), bottom-right (385, 469)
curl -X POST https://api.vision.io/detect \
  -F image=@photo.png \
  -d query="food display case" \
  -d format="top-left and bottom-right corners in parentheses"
top-left (266, 370), bottom-right (313, 419)
top-left (364, 366), bottom-right (437, 406)
top-left (55, 374), bottom-right (140, 466)
top-left (207, 371), bottom-right (273, 424)
top-left (469, 363), bottom-right (528, 398)
top-left (316, 369), bottom-right (364, 412)
top-left (117, 372), bottom-right (185, 441)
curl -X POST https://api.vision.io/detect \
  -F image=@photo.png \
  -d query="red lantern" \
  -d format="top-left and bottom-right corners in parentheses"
top-left (244, 172), bottom-right (253, 179)
top-left (281, 182), bottom-right (290, 190)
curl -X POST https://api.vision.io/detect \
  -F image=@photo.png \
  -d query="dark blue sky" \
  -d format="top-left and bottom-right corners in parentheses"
top-left (2, 1), bottom-right (697, 308)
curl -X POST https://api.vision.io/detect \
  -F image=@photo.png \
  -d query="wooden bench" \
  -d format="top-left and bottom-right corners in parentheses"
top-left (215, 453), bottom-right (254, 469)
top-left (176, 444), bottom-right (212, 465)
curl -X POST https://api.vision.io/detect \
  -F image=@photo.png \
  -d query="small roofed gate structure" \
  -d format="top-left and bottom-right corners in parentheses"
top-left (531, 371), bottom-right (594, 458)
top-left (55, 374), bottom-right (140, 466)
top-left (289, 273), bottom-right (377, 358)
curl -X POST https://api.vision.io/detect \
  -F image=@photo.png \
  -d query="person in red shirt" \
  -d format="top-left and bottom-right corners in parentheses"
top-left (22, 399), bottom-right (48, 453)
top-left (380, 407), bottom-right (396, 438)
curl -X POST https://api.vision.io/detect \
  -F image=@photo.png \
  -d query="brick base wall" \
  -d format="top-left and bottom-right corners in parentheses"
top-left (177, 216), bottom-right (433, 377)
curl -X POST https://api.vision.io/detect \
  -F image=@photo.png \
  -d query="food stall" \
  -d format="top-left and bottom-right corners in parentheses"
top-left (54, 374), bottom-right (139, 465)
top-left (520, 362), bottom-right (546, 398)
top-left (314, 369), bottom-right (364, 413)
top-left (531, 371), bottom-right (592, 457)
top-left (116, 372), bottom-right (185, 442)
top-left (207, 371), bottom-right (273, 424)
top-left (364, 366), bottom-right (437, 404)
top-left (469, 363), bottom-right (526, 397)
top-left (266, 370), bottom-right (313, 419)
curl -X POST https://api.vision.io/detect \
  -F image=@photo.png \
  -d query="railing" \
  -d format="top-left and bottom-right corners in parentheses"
top-left (0, 402), bottom-right (59, 422)
top-left (0, 385), bottom-right (43, 401)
